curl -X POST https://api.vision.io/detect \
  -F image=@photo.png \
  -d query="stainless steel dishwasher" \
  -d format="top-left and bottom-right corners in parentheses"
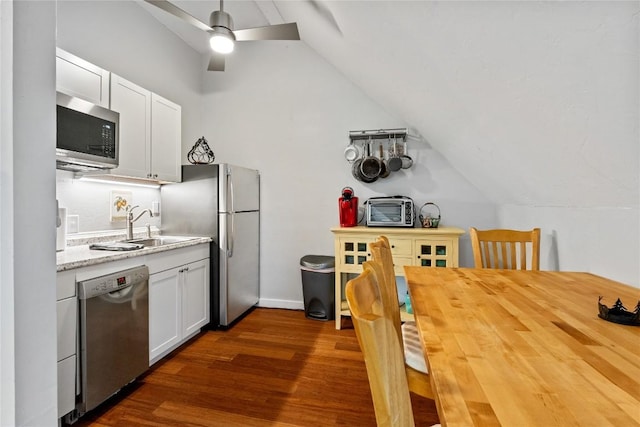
top-left (77, 265), bottom-right (149, 415)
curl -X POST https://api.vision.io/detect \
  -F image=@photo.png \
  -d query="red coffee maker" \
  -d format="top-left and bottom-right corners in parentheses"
top-left (339, 187), bottom-right (358, 227)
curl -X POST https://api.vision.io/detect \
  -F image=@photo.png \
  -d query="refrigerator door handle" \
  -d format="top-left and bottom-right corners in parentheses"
top-left (228, 166), bottom-right (235, 214)
top-left (227, 168), bottom-right (235, 257)
top-left (228, 211), bottom-right (235, 257)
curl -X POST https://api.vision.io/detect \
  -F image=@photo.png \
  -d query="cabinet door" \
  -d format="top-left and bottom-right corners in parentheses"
top-left (110, 74), bottom-right (151, 179)
top-left (337, 236), bottom-right (374, 273)
top-left (56, 48), bottom-right (109, 108)
top-left (151, 94), bottom-right (182, 182)
top-left (149, 267), bottom-right (181, 364)
top-left (182, 259), bottom-right (210, 337)
top-left (414, 239), bottom-right (455, 268)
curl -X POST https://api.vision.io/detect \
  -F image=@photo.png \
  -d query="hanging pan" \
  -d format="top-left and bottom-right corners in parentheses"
top-left (378, 142), bottom-right (390, 178)
top-left (387, 135), bottom-right (403, 172)
top-left (344, 140), bottom-right (360, 163)
top-left (352, 143), bottom-right (378, 183)
top-left (400, 139), bottom-right (413, 169)
top-left (360, 138), bottom-right (382, 180)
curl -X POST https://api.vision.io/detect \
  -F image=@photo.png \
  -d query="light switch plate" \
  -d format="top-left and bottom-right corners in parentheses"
top-left (152, 201), bottom-right (160, 216)
top-left (67, 215), bottom-right (79, 234)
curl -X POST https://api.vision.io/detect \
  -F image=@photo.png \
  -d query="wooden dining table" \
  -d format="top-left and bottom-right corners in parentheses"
top-left (404, 267), bottom-right (640, 426)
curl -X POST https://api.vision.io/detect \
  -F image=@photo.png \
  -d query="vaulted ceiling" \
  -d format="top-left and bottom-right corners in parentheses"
top-left (140, 0), bottom-right (639, 208)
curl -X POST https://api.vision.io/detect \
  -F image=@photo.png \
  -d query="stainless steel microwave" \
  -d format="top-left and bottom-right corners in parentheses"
top-left (56, 92), bottom-right (119, 172)
top-left (366, 197), bottom-right (415, 227)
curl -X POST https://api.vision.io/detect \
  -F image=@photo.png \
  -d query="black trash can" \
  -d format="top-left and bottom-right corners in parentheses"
top-left (300, 255), bottom-right (335, 321)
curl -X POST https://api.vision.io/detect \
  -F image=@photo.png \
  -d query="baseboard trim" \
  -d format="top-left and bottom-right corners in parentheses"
top-left (258, 298), bottom-right (304, 310)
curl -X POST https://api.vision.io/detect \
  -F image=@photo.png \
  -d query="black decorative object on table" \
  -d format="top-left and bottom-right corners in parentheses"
top-left (598, 297), bottom-right (640, 326)
top-left (188, 136), bottom-right (215, 164)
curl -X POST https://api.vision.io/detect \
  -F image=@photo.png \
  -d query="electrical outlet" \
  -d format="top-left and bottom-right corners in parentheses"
top-left (152, 201), bottom-right (160, 216)
top-left (67, 215), bottom-right (79, 234)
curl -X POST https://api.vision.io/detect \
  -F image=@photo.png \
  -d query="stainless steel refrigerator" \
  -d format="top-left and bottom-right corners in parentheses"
top-left (160, 164), bottom-right (260, 327)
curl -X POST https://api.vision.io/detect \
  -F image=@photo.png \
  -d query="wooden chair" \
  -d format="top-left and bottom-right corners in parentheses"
top-left (346, 265), bottom-right (416, 427)
top-left (368, 236), bottom-right (432, 399)
top-left (469, 227), bottom-right (541, 270)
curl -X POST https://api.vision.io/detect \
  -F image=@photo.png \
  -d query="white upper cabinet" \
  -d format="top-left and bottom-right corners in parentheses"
top-left (56, 48), bottom-right (110, 108)
top-left (110, 75), bottom-right (151, 179)
top-left (56, 48), bottom-right (182, 183)
top-left (151, 94), bottom-right (182, 183)
top-left (110, 74), bottom-right (182, 183)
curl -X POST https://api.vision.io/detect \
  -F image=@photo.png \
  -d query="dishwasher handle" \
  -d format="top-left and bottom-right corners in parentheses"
top-left (78, 265), bottom-right (149, 300)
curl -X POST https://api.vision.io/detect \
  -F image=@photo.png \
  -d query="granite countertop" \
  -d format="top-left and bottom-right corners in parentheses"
top-left (57, 230), bottom-right (211, 272)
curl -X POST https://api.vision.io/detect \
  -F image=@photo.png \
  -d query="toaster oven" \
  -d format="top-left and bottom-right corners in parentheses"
top-left (366, 197), bottom-right (415, 227)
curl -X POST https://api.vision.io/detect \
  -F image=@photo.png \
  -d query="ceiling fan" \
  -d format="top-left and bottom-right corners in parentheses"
top-left (143, 0), bottom-right (300, 72)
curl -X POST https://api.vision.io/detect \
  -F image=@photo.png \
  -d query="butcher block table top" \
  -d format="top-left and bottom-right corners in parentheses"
top-left (404, 267), bottom-right (640, 426)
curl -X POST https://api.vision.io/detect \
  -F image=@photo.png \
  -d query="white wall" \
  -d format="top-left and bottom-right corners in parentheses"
top-left (56, 171), bottom-right (161, 234)
top-left (1, 1), bottom-right (58, 425)
top-left (499, 205), bottom-right (639, 287)
top-left (281, 1), bottom-right (640, 288)
top-left (201, 42), bottom-right (495, 308)
top-left (0, 2), bottom-right (16, 423)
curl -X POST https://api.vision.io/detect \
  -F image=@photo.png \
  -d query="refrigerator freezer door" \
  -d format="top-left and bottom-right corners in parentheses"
top-left (219, 210), bottom-right (259, 326)
top-left (161, 165), bottom-right (219, 236)
top-left (219, 164), bottom-right (260, 213)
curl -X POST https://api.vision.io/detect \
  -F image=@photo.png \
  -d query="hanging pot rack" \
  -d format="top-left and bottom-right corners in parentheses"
top-left (348, 128), bottom-right (408, 142)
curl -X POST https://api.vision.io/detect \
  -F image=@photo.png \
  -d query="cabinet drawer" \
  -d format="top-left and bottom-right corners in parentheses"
top-left (56, 297), bottom-right (76, 361)
top-left (393, 256), bottom-right (413, 275)
top-left (57, 355), bottom-right (76, 418)
top-left (387, 238), bottom-right (412, 256)
top-left (146, 244), bottom-right (209, 274)
top-left (56, 270), bottom-right (76, 300)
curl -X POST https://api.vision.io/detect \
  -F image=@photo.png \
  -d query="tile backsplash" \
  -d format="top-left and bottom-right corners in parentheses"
top-left (56, 170), bottom-right (162, 234)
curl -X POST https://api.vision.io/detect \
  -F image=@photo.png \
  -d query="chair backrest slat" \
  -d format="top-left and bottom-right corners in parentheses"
top-left (470, 227), bottom-right (541, 270)
top-left (368, 237), bottom-right (402, 341)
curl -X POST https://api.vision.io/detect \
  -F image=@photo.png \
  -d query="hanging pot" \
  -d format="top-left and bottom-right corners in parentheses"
top-left (360, 138), bottom-right (382, 180)
top-left (352, 144), bottom-right (377, 183)
top-left (387, 136), bottom-right (402, 172)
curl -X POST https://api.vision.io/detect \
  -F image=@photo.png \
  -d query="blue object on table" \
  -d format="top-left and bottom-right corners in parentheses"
top-left (405, 291), bottom-right (413, 314)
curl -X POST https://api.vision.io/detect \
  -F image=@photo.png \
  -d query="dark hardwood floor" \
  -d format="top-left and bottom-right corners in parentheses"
top-left (73, 308), bottom-right (439, 426)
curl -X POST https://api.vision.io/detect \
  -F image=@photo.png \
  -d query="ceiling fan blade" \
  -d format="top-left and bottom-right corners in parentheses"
top-left (143, 0), bottom-right (212, 32)
top-left (308, 0), bottom-right (342, 35)
top-left (234, 22), bottom-right (300, 41)
top-left (208, 53), bottom-right (226, 72)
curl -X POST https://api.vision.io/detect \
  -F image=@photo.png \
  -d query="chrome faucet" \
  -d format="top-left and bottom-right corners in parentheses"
top-left (125, 205), bottom-right (153, 240)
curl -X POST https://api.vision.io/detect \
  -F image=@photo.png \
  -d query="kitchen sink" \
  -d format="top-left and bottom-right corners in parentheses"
top-left (125, 236), bottom-right (198, 247)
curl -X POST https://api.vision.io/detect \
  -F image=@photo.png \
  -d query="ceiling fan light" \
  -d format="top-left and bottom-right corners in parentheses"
top-left (210, 33), bottom-right (234, 54)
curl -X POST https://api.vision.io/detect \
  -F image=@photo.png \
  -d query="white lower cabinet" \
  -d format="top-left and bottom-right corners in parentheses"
top-left (149, 258), bottom-right (209, 365)
top-left (56, 271), bottom-right (77, 418)
top-left (56, 243), bottom-right (210, 422)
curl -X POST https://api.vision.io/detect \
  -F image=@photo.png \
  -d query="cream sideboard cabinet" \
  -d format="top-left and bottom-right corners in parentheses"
top-left (331, 226), bottom-right (465, 329)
